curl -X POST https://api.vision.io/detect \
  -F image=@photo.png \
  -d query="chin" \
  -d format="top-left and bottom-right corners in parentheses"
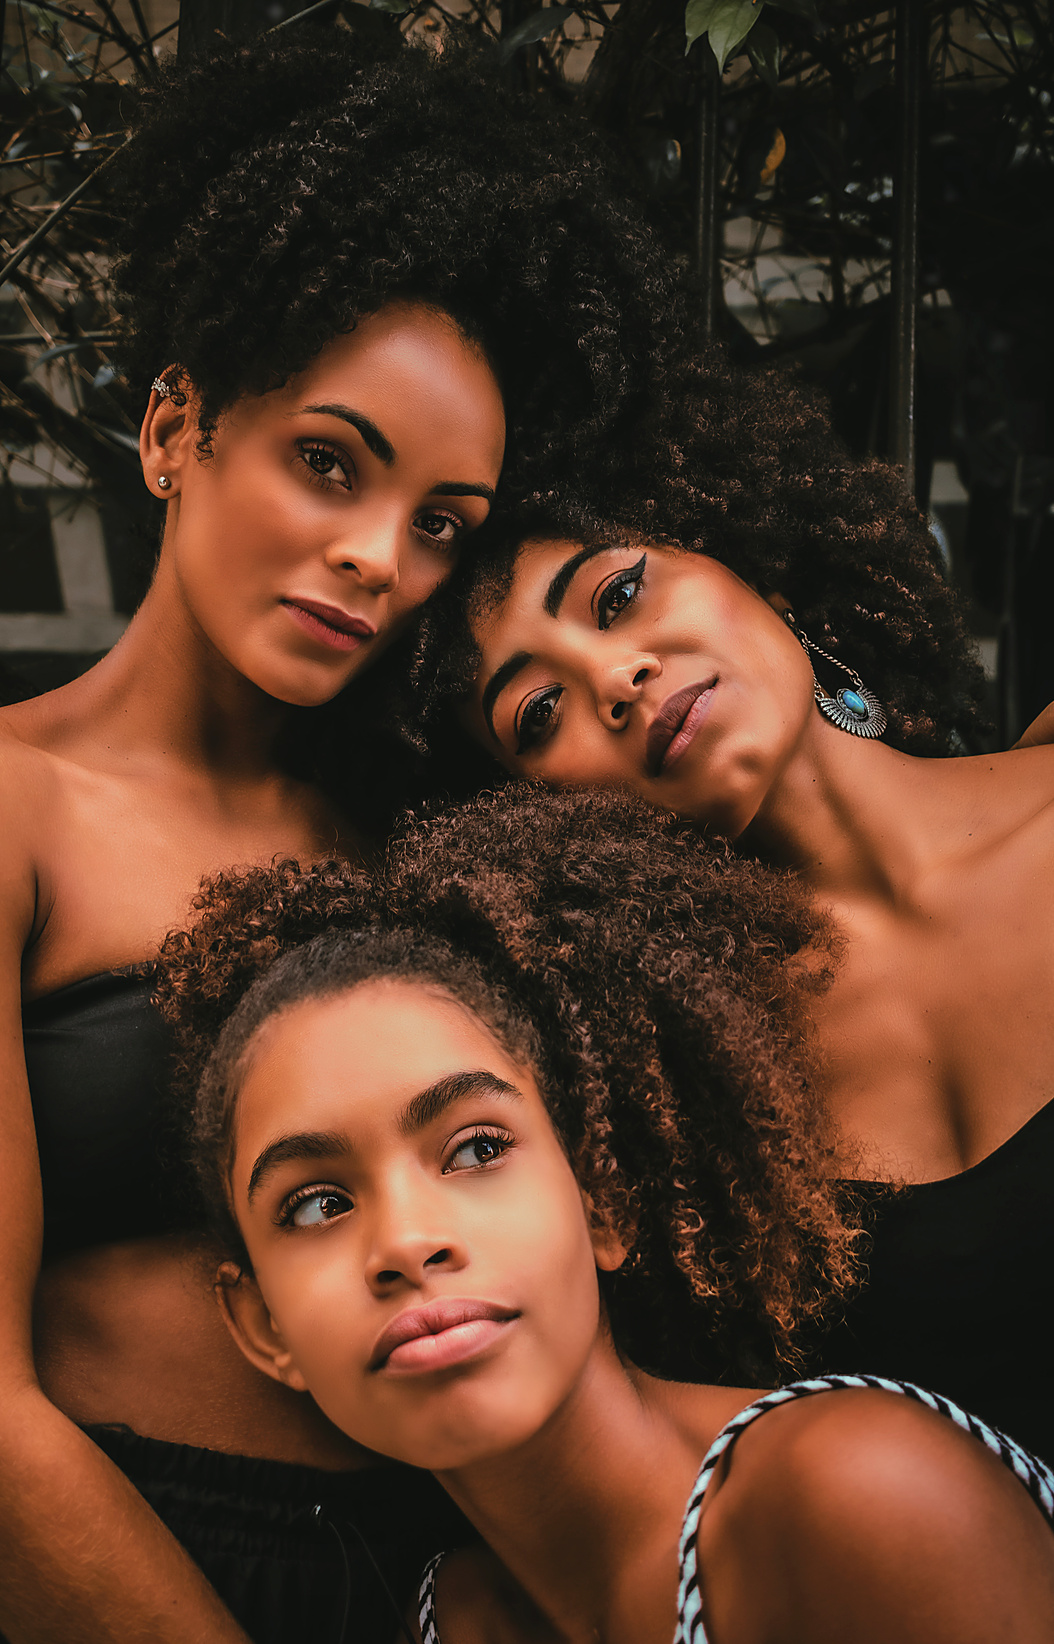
top-left (380, 1385), bottom-right (562, 1474)
top-left (247, 660), bottom-right (366, 709)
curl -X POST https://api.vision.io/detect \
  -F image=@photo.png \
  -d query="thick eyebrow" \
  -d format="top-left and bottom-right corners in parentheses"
top-left (247, 1129), bottom-right (348, 1206)
top-left (544, 541), bottom-right (615, 618)
top-left (432, 481), bottom-right (496, 505)
top-left (244, 1074), bottom-right (521, 1203)
top-left (398, 1070), bottom-right (521, 1137)
top-left (299, 403), bottom-right (395, 466)
top-left (481, 650), bottom-right (531, 743)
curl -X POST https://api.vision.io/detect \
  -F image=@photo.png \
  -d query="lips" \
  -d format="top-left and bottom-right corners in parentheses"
top-left (280, 597), bottom-right (376, 653)
top-left (646, 679), bottom-right (717, 776)
top-left (369, 1298), bottom-right (519, 1375)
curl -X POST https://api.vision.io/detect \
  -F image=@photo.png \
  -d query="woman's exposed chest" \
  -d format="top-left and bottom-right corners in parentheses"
top-left (23, 753), bottom-right (354, 996)
top-left (811, 827), bottom-right (1054, 1183)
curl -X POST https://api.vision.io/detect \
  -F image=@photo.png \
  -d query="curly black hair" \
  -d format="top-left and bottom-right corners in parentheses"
top-left (402, 346), bottom-right (988, 792)
top-left (110, 26), bottom-right (683, 494)
top-left (154, 785), bottom-right (857, 1384)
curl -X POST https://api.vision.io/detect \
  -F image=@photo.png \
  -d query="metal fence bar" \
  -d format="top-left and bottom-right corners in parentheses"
top-left (889, 0), bottom-right (925, 499)
top-left (694, 47), bottom-right (720, 341)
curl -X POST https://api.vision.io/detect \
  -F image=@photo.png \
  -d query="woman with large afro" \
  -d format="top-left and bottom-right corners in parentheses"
top-left (406, 346), bottom-right (1054, 1472)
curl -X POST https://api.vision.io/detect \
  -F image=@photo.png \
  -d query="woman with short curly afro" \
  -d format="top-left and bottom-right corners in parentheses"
top-left (403, 352), bottom-right (1054, 1472)
top-left (151, 786), bottom-right (1054, 1644)
top-left (0, 23), bottom-right (686, 1644)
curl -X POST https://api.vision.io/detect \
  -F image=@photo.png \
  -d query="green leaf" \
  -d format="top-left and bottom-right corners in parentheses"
top-left (764, 0), bottom-right (820, 23)
top-left (684, 0), bottom-right (761, 71)
top-left (368, 0), bottom-right (410, 14)
top-left (498, 6), bottom-right (574, 60)
top-left (746, 21), bottom-right (780, 88)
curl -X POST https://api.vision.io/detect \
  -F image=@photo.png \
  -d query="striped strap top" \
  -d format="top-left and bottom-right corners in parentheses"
top-left (417, 1373), bottom-right (1054, 1644)
top-left (676, 1374), bottom-right (1054, 1643)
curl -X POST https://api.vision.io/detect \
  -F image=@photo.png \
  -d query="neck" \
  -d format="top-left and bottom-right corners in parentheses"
top-left (741, 714), bottom-right (971, 906)
top-left (433, 1347), bottom-right (725, 1642)
top-left (39, 553), bottom-right (292, 784)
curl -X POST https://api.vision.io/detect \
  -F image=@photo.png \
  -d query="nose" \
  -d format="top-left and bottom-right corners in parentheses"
top-left (596, 653), bottom-right (662, 729)
top-left (363, 1183), bottom-right (467, 1293)
top-left (325, 507), bottom-right (402, 595)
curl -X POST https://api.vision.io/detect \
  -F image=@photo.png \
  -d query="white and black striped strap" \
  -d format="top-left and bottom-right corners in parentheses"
top-left (675, 1373), bottom-right (1054, 1644)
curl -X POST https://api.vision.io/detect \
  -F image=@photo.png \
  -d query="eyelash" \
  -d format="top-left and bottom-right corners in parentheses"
top-left (298, 440), bottom-right (354, 491)
top-left (514, 553), bottom-right (648, 754)
top-left (443, 1126), bottom-right (515, 1173)
top-left (276, 1183), bottom-right (352, 1229)
top-left (594, 553), bottom-right (647, 629)
top-left (414, 509), bottom-right (466, 552)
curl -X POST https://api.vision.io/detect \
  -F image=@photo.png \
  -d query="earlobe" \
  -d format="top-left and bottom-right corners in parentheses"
top-left (215, 1261), bottom-right (310, 1393)
top-left (139, 367), bottom-right (195, 500)
top-left (581, 1193), bottom-right (631, 1273)
top-left (592, 1224), bottom-right (631, 1273)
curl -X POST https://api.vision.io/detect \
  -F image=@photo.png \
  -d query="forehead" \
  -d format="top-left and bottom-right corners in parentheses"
top-left (234, 978), bottom-right (529, 1141)
top-left (231, 301), bottom-right (506, 460)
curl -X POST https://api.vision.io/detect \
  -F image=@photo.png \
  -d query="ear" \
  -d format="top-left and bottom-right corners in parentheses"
top-left (581, 1191), bottom-right (631, 1273)
top-left (138, 368), bottom-right (197, 500)
top-left (214, 1261), bottom-right (310, 1393)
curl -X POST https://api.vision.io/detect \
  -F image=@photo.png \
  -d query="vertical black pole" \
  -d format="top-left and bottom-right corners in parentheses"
top-left (889, 0), bottom-right (925, 498)
top-left (694, 46), bottom-right (720, 341)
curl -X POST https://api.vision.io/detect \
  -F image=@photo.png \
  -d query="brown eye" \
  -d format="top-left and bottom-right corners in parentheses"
top-left (415, 510), bottom-right (462, 549)
top-left (596, 554), bottom-right (646, 630)
top-left (444, 1130), bottom-right (513, 1172)
top-left (286, 1189), bottom-right (352, 1228)
top-left (298, 442), bottom-right (353, 488)
top-left (516, 687), bottom-right (563, 754)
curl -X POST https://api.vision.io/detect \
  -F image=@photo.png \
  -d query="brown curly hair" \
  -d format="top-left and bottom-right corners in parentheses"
top-left (155, 785), bottom-right (856, 1384)
top-left (392, 347), bottom-right (988, 818)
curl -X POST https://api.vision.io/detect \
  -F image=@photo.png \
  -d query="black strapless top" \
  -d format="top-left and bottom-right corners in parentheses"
top-left (22, 970), bottom-right (189, 1262)
top-left (811, 1094), bottom-right (1054, 1473)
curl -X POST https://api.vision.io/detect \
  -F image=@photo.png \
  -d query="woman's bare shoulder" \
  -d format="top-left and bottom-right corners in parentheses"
top-left (699, 1388), bottom-right (1054, 1644)
top-left (0, 719), bottom-right (64, 828)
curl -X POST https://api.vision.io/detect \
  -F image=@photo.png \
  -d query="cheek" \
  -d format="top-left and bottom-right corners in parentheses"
top-left (256, 1237), bottom-right (368, 1373)
top-left (392, 550), bottom-right (455, 619)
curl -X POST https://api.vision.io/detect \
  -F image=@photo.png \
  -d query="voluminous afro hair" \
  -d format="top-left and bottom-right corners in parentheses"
top-left (110, 26), bottom-right (683, 491)
top-left (154, 785), bottom-right (857, 1384)
top-left (406, 346), bottom-right (987, 779)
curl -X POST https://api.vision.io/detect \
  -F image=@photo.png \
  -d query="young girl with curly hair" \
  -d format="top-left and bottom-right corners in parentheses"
top-left (405, 359), bottom-right (1054, 1472)
top-left (152, 786), bottom-right (1054, 1644)
top-left (0, 26), bottom-right (682, 1644)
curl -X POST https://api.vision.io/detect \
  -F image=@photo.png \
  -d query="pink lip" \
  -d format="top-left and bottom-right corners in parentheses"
top-left (280, 597), bottom-right (377, 653)
top-left (645, 679), bottom-right (717, 776)
top-left (369, 1299), bottom-right (519, 1375)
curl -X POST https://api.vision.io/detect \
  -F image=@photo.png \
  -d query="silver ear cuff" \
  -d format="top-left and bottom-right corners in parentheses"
top-left (151, 373), bottom-right (187, 407)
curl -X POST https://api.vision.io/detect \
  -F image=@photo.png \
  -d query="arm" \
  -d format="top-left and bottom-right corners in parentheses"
top-left (0, 752), bottom-right (251, 1644)
top-left (699, 1388), bottom-right (1054, 1644)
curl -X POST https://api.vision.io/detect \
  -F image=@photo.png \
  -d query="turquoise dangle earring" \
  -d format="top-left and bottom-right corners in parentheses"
top-left (784, 610), bottom-right (887, 740)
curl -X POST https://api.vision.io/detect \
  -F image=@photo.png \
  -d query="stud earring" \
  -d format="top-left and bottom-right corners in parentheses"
top-left (157, 474), bottom-right (171, 490)
top-left (783, 610), bottom-right (887, 739)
